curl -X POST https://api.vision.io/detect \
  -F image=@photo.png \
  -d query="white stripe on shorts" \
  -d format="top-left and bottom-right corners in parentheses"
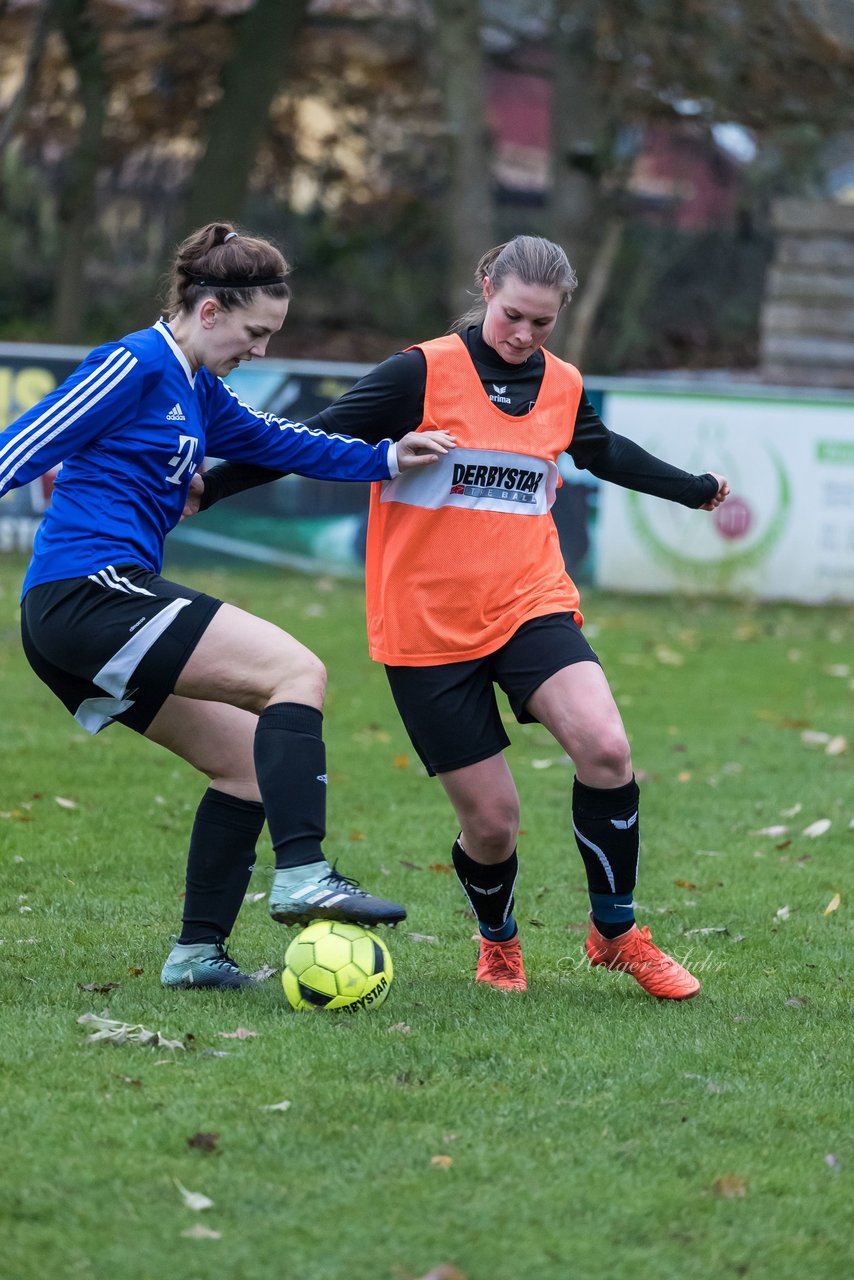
top-left (73, 596), bottom-right (193, 734)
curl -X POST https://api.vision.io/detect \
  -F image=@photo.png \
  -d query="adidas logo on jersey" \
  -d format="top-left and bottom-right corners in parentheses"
top-left (166, 403), bottom-right (186, 421)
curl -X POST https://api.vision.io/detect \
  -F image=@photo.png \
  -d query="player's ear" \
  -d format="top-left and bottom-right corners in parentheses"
top-left (199, 298), bottom-right (219, 329)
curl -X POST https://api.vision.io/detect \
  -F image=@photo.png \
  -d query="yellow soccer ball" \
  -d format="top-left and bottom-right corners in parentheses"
top-left (282, 919), bottom-right (393, 1012)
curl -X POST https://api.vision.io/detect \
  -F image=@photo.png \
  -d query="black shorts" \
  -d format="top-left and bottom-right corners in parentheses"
top-left (385, 612), bottom-right (600, 776)
top-left (21, 564), bottom-right (223, 735)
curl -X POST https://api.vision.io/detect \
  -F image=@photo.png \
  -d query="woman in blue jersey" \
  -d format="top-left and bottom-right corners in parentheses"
top-left (0, 221), bottom-right (454, 989)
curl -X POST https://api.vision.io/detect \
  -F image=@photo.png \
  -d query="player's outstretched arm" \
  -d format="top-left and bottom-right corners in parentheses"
top-left (395, 429), bottom-right (456, 471)
top-left (698, 472), bottom-right (730, 510)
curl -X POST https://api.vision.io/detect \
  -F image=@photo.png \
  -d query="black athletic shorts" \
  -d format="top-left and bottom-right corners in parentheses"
top-left (385, 612), bottom-right (600, 776)
top-left (21, 564), bottom-right (223, 736)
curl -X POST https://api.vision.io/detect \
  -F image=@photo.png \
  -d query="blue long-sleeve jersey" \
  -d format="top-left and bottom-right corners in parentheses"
top-left (0, 321), bottom-right (394, 596)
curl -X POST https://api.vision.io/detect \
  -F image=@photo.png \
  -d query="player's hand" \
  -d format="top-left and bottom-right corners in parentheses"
top-left (182, 470), bottom-right (205, 519)
top-left (396, 430), bottom-right (456, 471)
top-left (699, 472), bottom-right (730, 511)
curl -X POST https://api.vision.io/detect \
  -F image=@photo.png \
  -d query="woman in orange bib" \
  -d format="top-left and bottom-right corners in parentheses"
top-left (199, 235), bottom-right (730, 1001)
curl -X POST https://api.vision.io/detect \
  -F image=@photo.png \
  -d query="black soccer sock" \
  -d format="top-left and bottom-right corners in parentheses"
top-left (572, 776), bottom-right (640, 939)
top-left (253, 702), bottom-right (327, 871)
top-left (451, 838), bottom-right (518, 939)
top-left (179, 787), bottom-right (266, 945)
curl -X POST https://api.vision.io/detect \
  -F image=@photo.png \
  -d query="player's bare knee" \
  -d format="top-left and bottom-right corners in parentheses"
top-left (466, 802), bottom-right (519, 855)
top-left (591, 734), bottom-right (632, 784)
top-left (270, 648), bottom-right (326, 708)
top-left (209, 775), bottom-right (262, 804)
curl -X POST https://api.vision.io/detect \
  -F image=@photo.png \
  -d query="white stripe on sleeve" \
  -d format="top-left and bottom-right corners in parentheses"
top-left (0, 348), bottom-right (138, 488)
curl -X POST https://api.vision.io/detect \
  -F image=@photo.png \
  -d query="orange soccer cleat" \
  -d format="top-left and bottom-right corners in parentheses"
top-left (475, 934), bottom-right (527, 992)
top-left (585, 918), bottom-right (700, 1000)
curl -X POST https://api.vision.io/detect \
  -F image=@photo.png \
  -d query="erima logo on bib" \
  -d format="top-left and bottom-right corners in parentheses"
top-left (489, 383), bottom-right (511, 405)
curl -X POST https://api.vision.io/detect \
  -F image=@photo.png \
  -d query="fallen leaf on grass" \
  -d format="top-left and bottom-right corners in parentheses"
top-left (174, 1179), bottom-right (213, 1211)
top-left (684, 1073), bottom-right (723, 1094)
top-left (756, 825), bottom-right (789, 837)
top-left (785, 996), bottom-right (809, 1008)
top-left (127, 967), bottom-right (144, 977)
top-left (825, 736), bottom-right (848, 756)
top-left (823, 893), bottom-right (841, 916)
top-left (428, 864), bottom-right (453, 874)
top-left (824, 1154), bottom-right (841, 1172)
top-left (393, 754), bottom-right (410, 769)
top-left (248, 965), bottom-right (278, 982)
top-left (116, 1075), bottom-right (142, 1087)
top-left (802, 819), bottom-right (831, 838)
top-left (683, 926), bottom-right (729, 937)
top-left (775, 905), bottom-right (791, 922)
top-left (399, 860), bottom-right (422, 872)
top-left (243, 892), bottom-right (266, 904)
top-left (78, 982), bottom-right (121, 994)
top-left (217, 1027), bottom-right (258, 1040)
top-left (187, 1132), bottom-right (220, 1152)
top-left (54, 796), bottom-right (78, 810)
top-left (780, 803), bottom-right (802, 818)
top-left (406, 933), bottom-right (439, 944)
top-left (711, 1174), bottom-right (747, 1198)
top-left (181, 1224), bottom-right (221, 1240)
top-left (77, 1013), bottom-right (185, 1051)
top-left (388, 1023), bottom-right (411, 1034)
top-left (800, 730), bottom-right (830, 746)
top-left (430, 1155), bottom-right (453, 1169)
top-left (349, 830), bottom-right (366, 842)
top-left (673, 879), bottom-right (698, 890)
top-left (415, 1268), bottom-right (466, 1280)
top-left (259, 1100), bottom-right (291, 1112)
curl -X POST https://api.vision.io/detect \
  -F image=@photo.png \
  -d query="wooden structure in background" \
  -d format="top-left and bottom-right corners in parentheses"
top-left (760, 199), bottom-right (854, 388)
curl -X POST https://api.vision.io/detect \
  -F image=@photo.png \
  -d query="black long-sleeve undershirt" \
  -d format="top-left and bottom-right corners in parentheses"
top-left (199, 327), bottom-right (718, 510)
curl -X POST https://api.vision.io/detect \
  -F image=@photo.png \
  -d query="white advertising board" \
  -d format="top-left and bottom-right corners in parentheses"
top-left (597, 390), bottom-right (854, 603)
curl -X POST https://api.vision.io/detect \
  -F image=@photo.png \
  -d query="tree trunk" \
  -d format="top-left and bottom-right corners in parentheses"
top-left (180, 0), bottom-right (309, 237)
top-left (548, 0), bottom-right (611, 361)
top-left (0, 0), bottom-right (54, 155)
top-left (563, 214), bottom-right (624, 366)
top-left (52, 0), bottom-right (107, 342)
top-left (433, 0), bottom-right (494, 320)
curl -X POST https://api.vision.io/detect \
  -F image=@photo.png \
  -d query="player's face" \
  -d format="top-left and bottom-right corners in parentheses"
top-left (200, 294), bottom-right (290, 376)
top-left (481, 275), bottom-right (563, 364)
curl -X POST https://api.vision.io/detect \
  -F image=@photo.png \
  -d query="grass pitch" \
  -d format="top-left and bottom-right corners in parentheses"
top-left (0, 553), bottom-right (851, 1280)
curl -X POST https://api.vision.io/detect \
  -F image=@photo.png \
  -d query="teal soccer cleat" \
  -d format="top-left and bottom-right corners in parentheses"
top-left (160, 941), bottom-right (252, 989)
top-left (268, 866), bottom-right (406, 928)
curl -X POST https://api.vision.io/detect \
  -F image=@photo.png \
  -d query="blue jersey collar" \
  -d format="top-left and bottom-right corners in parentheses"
top-left (154, 319), bottom-right (196, 387)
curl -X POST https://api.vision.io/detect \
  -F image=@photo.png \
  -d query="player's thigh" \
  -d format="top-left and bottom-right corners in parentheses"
top-left (492, 611), bottom-right (601, 725)
top-left (144, 695), bottom-right (260, 800)
top-left (174, 601), bottom-right (325, 710)
top-left (526, 661), bottom-right (631, 782)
